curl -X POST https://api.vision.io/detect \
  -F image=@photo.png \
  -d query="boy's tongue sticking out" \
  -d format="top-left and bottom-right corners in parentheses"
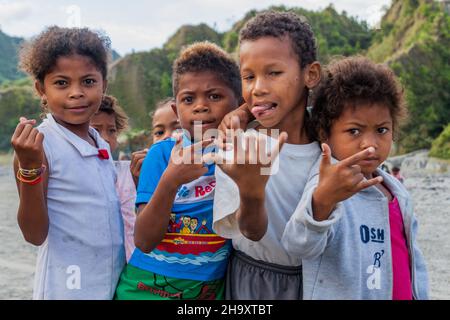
top-left (250, 102), bottom-right (278, 119)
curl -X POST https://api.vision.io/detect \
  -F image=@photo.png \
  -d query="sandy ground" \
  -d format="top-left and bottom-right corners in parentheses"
top-left (403, 172), bottom-right (450, 299)
top-left (0, 161), bottom-right (449, 300)
top-left (0, 165), bottom-right (36, 299)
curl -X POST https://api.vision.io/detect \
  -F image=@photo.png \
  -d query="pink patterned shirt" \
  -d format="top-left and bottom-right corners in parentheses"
top-left (115, 161), bottom-right (137, 262)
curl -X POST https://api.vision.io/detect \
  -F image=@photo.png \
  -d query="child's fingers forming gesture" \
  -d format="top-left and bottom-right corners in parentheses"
top-left (209, 116), bottom-right (288, 199)
top-left (312, 143), bottom-right (383, 221)
top-left (217, 104), bottom-right (253, 150)
top-left (163, 136), bottom-right (213, 188)
top-left (11, 117), bottom-right (44, 169)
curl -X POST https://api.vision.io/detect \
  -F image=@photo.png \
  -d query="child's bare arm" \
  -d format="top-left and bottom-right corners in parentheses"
top-left (134, 138), bottom-right (211, 253)
top-left (235, 193), bottom-right (268, 241)
top-left (134, 174), bottom-right (179, 253)
top-left (11, 118), bottom-right (49, 246)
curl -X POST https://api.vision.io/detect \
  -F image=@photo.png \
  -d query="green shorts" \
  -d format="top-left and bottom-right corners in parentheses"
top-left (114, 264), bottom-right (225, 300)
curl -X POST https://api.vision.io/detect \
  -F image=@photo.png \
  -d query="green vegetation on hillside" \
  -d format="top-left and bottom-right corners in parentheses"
top-left (164, 24), bottom-right (223, 60)
top-left (0, 30), bottom-right (24, 83)
top-left (0, 79), bottom-right (41, 150)
top-left (223, 5), bottom-right (374, 62)
top-left (108, 49), bottom-right (172, 129)
top-left (0, 30), bottom-right (120, 84)
top-left (108, 4), bottom-right (374, 130)
top-left (367, 0), bottom-right (450, 153)
top-left (430, 124), bottom-right (450, 159)
top-left (0, 1), bottom-right (448, 158)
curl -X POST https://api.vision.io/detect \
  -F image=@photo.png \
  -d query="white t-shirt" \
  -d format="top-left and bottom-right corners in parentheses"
top-left (33, 114), bottom-right (125, 299)
top-left (213, 128), bottom-right (321, 266)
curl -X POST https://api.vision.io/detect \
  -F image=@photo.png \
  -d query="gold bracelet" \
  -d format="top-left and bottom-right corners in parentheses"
top-left (18, 165), bottom-right (46, 179)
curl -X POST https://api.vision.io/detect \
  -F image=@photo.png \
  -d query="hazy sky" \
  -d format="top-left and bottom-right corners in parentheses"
top-left (0, 0), bottom-right (391, 56)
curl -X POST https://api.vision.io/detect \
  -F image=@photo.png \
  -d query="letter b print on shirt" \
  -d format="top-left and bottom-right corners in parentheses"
top-left (366, 250), bottom-right (384, 290)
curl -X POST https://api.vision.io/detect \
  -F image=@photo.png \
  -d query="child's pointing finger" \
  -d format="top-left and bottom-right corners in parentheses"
top-left (339, 147), bottom-right (375, 168)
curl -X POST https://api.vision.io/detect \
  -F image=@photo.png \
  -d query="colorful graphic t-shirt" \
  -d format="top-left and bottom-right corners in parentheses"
top-left (129, 137), bottom-right (231, 282)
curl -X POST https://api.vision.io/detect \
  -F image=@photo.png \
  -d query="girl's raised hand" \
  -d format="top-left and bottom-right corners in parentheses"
top-left (312, 143), bottom-right (383, 221)
top-left (162, 135), bottom-right (213, 188)
top-left (11, 117), bottom-right (44, 169)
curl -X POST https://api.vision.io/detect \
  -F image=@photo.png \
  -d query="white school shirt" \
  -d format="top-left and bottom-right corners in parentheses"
top-left (33, 114), bottom-right (125, 300)
top-left (213, 128), bottom-right (321, 266)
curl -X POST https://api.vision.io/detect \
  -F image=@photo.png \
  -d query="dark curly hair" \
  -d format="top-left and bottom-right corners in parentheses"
top-left (95, 95), bottom-right (129, 133)
top-left (172, 41), bottom-right (242, 100)
top-left (239, 11), bottom-right (317, 69)
top-left (311, 56), bottom-right (408, 141)
top-left (19, 26), bottom-right (111, 82)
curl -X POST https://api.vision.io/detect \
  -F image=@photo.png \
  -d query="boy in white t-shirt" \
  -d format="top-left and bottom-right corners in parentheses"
top-left (212, 11), bottom-right (322, 299)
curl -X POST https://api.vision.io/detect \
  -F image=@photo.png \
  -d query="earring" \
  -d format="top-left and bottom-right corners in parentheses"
top-left (40, 97), bottom-right (49, 114)
top-left (41, 97), bottom-right (48, 108)
top-left (306, 89), bottom-right (314, 117)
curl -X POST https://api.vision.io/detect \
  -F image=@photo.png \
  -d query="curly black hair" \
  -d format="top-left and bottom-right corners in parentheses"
top-left (19, 26), bottom-right (111, 82)
top-left (311, 56), bottom-right (408, 141)
top-left (172, 41), bottom-right (242, 100)
top-left (239, 11), bottom-right (317, 69)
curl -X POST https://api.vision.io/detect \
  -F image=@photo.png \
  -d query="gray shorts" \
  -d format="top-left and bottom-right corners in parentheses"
top-left (225, 250), bottom-right (302, 300)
